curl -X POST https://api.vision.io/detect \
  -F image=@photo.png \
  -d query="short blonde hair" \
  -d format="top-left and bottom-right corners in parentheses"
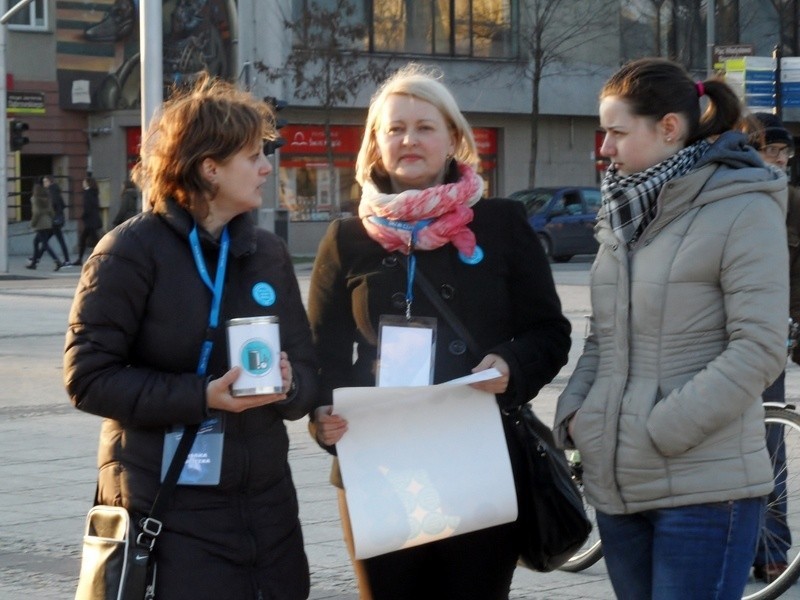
top-left (355, 63), bottom-right (478, 185)
top-left (132, 74), bottom-right (278, 216)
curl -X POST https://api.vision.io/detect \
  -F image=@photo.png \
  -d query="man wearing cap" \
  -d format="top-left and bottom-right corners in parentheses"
top-left (747, 112), bottom-right (800, 583)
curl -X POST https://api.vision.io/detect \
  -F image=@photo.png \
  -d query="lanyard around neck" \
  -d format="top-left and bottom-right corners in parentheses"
top-left (189, 224), bottom-right (230, 376)
top-left (403, 222), bottom-right (430, 320)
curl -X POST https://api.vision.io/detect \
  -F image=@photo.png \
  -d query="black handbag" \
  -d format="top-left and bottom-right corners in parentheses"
top-left (75, 425), bottom-right (199, 600)
top-left (405, 259), bottom-right (591, 572)
top-left (503, 403), bottom-right (592, 571)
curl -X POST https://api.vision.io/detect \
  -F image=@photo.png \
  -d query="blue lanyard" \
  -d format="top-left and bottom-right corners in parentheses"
top-left (368, 216), bottom-right (433, 320)
top-left (404, 222), bottom-right (430, 320)
top-left (189, 224), bottom-right (230, 376)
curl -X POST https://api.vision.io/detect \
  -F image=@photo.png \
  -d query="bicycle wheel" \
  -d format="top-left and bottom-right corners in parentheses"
top-left (558, 450), bottom-right (603, 572)
top-left (743, 406), bottom-right (800, 600)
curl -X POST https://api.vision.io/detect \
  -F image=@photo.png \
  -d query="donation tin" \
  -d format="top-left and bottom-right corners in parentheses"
top-left (226, 316), bottom-right (283, 396)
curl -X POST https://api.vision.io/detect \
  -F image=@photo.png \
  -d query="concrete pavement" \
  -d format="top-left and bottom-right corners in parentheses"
top-left (1, 253), bottom-right (796, 599)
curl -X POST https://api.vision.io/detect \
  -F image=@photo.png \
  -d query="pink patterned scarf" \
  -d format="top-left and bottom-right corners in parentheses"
top-left (358, 162), bottom-right (483, 257)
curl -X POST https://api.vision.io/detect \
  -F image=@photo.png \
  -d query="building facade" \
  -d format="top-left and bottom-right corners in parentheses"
top-left (6, 0), bottom-right (797, 255)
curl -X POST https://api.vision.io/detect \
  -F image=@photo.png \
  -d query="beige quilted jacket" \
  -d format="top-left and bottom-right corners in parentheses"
top-left (555, 134), bottom-right (789, 515)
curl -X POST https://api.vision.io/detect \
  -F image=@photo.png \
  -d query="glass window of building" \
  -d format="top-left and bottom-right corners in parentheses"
top-left (292, 0), bottom-right (369, 49)
top-left (289, 0), bottom-right (517, 57)
top-left (370, 0), bottom-right (518, 57)
top-left (8, 0), bottom-right (47, 30)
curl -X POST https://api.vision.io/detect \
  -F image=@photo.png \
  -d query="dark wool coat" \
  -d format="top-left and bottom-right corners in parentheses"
top-left (81, 186), bottom-right (103, 230)
top-left (308, 195), bottom-right (571, 593)
top-left (309, 196), bottom-right (572, 447)
top-left (64, 199), bottom-right (318, 600)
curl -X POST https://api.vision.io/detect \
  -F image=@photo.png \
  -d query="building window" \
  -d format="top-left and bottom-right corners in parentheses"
top-left (7, 0), bottom-right (47, 31)
top-left (372, 0), bottom-right (518, 58)
top-left (289, 0), bottom-right (517, 57)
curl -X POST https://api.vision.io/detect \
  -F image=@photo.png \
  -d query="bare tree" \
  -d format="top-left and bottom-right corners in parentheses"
top-left (518, 0), bottom-right (617, 187)
top-left (255, 0), bottom-right (390, 216)
top-left (767, 0), bottom-right (800, 54)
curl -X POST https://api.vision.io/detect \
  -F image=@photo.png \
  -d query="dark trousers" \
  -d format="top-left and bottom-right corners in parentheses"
top-left (31, 229), bottom-right (59, 264)
top-left (77, 227), bottom-right (101, 262)
top-left (51, 225), bottom-right (70, 263)
top-left (363, 522), bottom-right (518, 600)
top-left (755, 370), bottom-right (791, 565)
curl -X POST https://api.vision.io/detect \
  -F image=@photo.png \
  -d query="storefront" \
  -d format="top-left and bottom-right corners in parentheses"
top-left (277, 124), bottom-right (498, 222)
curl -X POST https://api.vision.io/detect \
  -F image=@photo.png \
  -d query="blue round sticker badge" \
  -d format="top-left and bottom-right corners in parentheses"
top-left (252, 282), bottom-right (276, 306)
top-left (459, 245), bottom-right (484, 265)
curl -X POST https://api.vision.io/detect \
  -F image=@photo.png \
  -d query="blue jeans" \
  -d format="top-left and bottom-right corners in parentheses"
top-left (756, 370), bottom-right (791, 565)
top-left (597, 498), bottom-right (765, 600)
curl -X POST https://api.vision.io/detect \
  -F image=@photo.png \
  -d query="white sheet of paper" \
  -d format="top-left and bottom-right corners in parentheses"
top-left (377, 325), bottom-right (434, 387)
top-left (334, 382), bottom-right (518, 559)
top-left (442, 368), bottom-right (502, 386)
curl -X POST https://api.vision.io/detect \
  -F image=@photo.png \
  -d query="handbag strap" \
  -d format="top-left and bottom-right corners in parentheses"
top-left (136, 224), bottom-right (231, 549)
top-left (135, 423), bottom-right (198, 551)
top-left (399, 254), bottom-right (482, 358)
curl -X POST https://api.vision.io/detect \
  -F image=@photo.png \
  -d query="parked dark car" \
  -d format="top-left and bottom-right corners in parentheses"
top-left (509, 186), bottom-right (602, 262)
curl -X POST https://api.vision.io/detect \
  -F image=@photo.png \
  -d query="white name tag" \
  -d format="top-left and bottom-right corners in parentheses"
top-left (376, 315), bottom-right (437, 387)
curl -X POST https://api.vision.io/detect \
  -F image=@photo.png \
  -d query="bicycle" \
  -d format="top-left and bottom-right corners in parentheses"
top-left (560, 404), bottom-right (800, 600)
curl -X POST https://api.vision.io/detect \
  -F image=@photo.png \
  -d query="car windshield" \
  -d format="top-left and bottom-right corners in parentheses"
top-left (509, 190), bottom-right (553, 216)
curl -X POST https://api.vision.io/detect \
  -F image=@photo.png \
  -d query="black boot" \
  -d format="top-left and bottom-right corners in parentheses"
top-left (84, 0), bottom-right (135, 42)
top-left (25, 259), bottom-right (37, 270)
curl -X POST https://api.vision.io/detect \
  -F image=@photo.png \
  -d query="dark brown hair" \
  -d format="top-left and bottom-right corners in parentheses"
top-left (600, 57), bottom-right (742, 144)
top-left (132, 73), bottom-right (278, 216)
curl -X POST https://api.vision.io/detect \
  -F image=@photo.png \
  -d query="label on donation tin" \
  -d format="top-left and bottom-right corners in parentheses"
top-left (226, 316), bottom-right (283, 396)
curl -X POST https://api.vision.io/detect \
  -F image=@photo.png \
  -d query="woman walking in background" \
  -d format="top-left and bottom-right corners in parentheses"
top-left (555, 57), bottom-right (789, 599)
top-left (73, 176), bottom-right (103, 265)
top-left (112, 178), bottom-right (140, 227)
top-left (42, 175), bottom-right (71, 266)
top-left (26, 182), bottom-right (64, 271)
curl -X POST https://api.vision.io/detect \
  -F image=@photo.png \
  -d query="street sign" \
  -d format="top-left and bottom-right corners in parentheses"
top-left (7, 91), bottom-right (44, 114)
top-left (714, 44), bottom-right (755, 72)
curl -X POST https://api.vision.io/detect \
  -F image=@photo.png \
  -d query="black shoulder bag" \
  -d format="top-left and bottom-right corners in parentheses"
top-left (75, 424), bottom-right (198, 600)
top-left (408, 262), bottom-right (592, 572)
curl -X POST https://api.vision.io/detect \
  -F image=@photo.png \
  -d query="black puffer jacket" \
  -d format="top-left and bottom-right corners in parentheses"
top-left (64, 198), bottom-right (317, 600)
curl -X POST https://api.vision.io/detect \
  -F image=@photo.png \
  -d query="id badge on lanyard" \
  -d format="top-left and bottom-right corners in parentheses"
top-left (161, 416), bottom-right (225, 485)
top-left (376, 315), bottom-right (437, 387)
top-left (374, 232), bottom-right (437, 387)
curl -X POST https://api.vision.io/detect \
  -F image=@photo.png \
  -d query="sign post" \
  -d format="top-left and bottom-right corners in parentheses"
top-left (0, 0), bottom-right (36, 274)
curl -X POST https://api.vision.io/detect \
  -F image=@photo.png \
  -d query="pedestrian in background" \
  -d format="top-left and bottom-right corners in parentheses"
top-left (308, 63), bottom-right (572, 600)
top-left (26, 182), bottom-right (63, 271)
top-left (73, 176), bottom-right (103, 265)
top-left (555, 57), bottom-right (789, 599)
top-left (64, 74), bottom-right (318, 599)
top-left (741, 111), bottom-right (800, 583)
top-left (112, 178), bottom-right (139, 227)
top-left (42, 175), bottom-right (72, 266)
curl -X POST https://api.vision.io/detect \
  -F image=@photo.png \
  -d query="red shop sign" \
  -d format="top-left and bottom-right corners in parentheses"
top-left (281, 125), bottom-right (363, 156)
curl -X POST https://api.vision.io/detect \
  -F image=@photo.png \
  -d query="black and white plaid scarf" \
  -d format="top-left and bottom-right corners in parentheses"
top-left (601, 140), bottom-right (710, 246)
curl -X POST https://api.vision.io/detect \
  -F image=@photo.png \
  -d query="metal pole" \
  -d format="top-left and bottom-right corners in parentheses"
top-left (140, 1), bottom-right (162, 130)
top-left (774, 44), bottom-right (783, 119)
top-left (0, 0), bottom-right (36, 273)
top-left (0, 2), bottom-right (7, 273)
top-left (139, 1), bottom-right (162, 209)
top-left (707, 0), bottom-right (715, 77)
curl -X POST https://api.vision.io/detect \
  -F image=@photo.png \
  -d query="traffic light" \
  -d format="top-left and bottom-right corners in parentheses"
top-left (9, 119), bottom-right (29, 152)
top-left (263, 96), bottom-right (287, 156)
